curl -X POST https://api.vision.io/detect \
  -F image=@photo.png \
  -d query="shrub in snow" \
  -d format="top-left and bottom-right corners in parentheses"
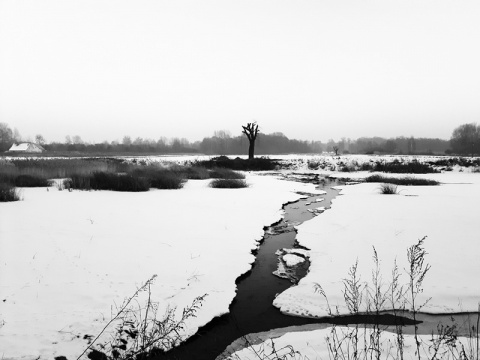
top-left (365, 175), bottom-right (439, 186)
top-left (131, 166), bottom-right (186, 189)
top-left (372, 159), bottom-right (438, 174)
top-left (148, 171), bottom-right (185, 189)
top-left (13, 174), bottom-right (50, 187)
top-left (209, 179), bottom-right (248, 188)
top-left (209, 167), bottom-right (245, 180)
top-left (0, 182), bottom-right (20, 202)
top-left (180, 166), bottom-right (211, 179)
top-left (379, 183), bottom-right (398, 194)
top-left (69, 172), bottom-right (150, 192)
top-left (194, 156), bottom-right (278, 171)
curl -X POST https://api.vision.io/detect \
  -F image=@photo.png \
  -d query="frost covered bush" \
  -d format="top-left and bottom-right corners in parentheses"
top-left (428, 157), bottom-right (480, 168)
top-left (372, 159), bottom-right (438, 174)
top-left (339, 161), bottom-right (359, 172)
top-left (307, 160), bottom-right (321, 170)
top-left (209, 179), bottom-right (248, 188)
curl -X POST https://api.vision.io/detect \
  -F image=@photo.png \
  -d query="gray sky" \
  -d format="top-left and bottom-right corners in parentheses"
top-left (1, 0), bottom-right (479, 143)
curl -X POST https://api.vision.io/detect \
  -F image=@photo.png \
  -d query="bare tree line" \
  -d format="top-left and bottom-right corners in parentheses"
top-left (0, 122), bottom-right (478, 156)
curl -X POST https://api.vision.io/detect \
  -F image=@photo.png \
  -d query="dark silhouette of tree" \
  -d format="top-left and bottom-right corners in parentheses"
top-left (242, 122), bottom-right (259, 159)
top-left (450, 123), bottom-right (480, 156)
top-left (383, 139), bottom-right (397, 154)
top-left (35, 134), bottom-right (46, 146)
top-left (122, 136), bottom-right (132, 146)
top-left (0, 122), bottom-right (14, 152)
top-left (408, 136), bottom-right (416, 154)
top-left (332, 145), bottom-right (339, 156)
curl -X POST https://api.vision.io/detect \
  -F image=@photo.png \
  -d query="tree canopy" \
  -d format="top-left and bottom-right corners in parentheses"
top-left (450, 123), bottom-right (480, 156)
top-left (0, 123), bottom-right (14, 152)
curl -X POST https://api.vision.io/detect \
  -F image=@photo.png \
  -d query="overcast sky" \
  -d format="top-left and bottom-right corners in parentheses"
top-left (1, 0), bottom-right (479, 143)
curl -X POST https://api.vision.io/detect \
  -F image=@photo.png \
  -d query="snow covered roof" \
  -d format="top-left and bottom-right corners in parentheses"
top-left (8, 142), bottom-right (45, 153)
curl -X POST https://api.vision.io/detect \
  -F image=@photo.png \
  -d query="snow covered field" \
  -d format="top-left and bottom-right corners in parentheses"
top-left (274, 171), bottom-right (480, 318)
top-left (1, 155), bottom-right (479, 360)
top-left (0, 173), bottom-right (315, 359)
top-left (229, 167), bottom-right (480, 359)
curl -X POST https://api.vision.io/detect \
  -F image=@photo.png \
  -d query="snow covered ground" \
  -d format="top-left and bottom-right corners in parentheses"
top-left (274, 171), bottom-right (480, 317)
top-left (1, 154), bottom-right (479, 360)
top-left (0, 173), bottom-right (315, 359)
top-left (224, 325), bottom-right (478, 360)
top-left (229, 169), bottom-right (480, 359)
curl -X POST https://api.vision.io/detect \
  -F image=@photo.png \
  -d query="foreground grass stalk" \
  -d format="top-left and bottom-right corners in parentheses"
top-left (76, 275), bottom-right (158, 360)
top-left (141, 280), bottom-right (152, 351)
top-left (343, 260), bottom-right (363, 360)
top-left (390, 260), bottom-right (405, 360)
top-left (406, 236), bottom-right (431, 360)
top-left (78, 275), bottom-right (207, 360)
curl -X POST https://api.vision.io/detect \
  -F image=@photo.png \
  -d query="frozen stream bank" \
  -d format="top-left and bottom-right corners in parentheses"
top-left (151, 178), bottom-right (341, 360)
top-left (157, 174), bottom-right (479, 360)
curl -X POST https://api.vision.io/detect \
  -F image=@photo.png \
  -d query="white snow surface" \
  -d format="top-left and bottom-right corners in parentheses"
top-left (2, 155), bottom-right (480, 360)
top-left (0, 174), bottom-right (314, 360)
top-left (283, 248), bottom-right (310, 258)
top-left (226, 326), bottom-right (475, 360)
top-left (282, 254), bottom-right (305, 267)
top-left (274, 172), bottom-right (480, 318)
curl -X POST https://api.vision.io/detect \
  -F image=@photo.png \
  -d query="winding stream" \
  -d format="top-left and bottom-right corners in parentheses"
top-left (153, 175), bottom-right (478, 360)
top-left (152, 176), bottom-right (340, 360)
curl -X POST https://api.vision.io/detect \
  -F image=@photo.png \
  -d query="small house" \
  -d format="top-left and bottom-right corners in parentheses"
top-left (8, 142), bottom-right (45, 153)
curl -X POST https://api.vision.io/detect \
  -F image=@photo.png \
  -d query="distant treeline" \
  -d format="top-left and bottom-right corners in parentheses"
top-left (0, 122), bottom-right (461, 156)
top-left (199, 133), bottom-right (449, 155)
top-left (4, 132), bottom-right (451, 156)
top-left (44, 137), bottom-right (198, 154)
top-left (336, 136), bottom-right (450, 155)
top-left (199, 132), bottom-right (322, 155)
top-left (45, 134), bottom-right (448, 155)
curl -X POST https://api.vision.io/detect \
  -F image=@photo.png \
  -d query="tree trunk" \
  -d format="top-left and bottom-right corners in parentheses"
top-left (248, 140), bottom-right (255, 160)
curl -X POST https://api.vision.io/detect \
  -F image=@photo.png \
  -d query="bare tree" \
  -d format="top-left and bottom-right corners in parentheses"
top-left (35, 134), bottom-right (46, 145)
top-left (72, 135), bottom-right (83, 144)
top-left (450, 123), bottom-right (480, 156)
top-left (122, 136), bottom-right (132, 146)
top-left (242, 122), bottom-right (259, 160)
top-left (0, 122), bottom-right (14, 152)
top-left (214, 130), bottom-right (231, 155)
top-left (332, 145), bottom-right (339, 156)
top-left (13, 128), bottom-right (22, 143)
